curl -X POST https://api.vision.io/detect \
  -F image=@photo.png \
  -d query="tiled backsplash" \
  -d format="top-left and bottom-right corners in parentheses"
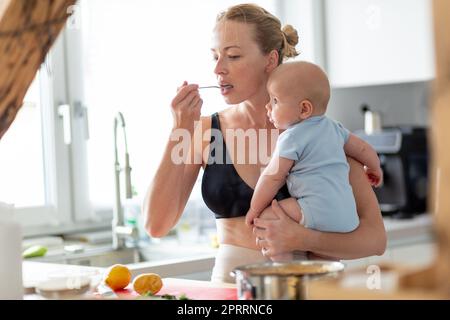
top-left (327, 81), bottom-right (431, 132)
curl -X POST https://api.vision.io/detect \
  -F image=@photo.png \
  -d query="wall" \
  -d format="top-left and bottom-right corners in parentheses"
top-left (327, 81), bottom-right (432, 132)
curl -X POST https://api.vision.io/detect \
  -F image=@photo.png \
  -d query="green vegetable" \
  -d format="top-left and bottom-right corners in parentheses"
top-left (139, 291), bottom-right (190, 300)
top-left (143, 291), bottom-right (155, 297)
top-left (178, 294), bottom-right (190, 300)
top-left (22, 245), bottom-right (48, 258)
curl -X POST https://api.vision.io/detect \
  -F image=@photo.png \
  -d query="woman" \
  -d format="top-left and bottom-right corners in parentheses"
top-left (143, 4), bottom-right (386, 283)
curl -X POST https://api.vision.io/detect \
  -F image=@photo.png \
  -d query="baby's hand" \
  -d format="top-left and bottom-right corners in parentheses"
top-left (365, 166), bottom-right (383, 188)
top-left (245, 208), bottom-right (261, 227)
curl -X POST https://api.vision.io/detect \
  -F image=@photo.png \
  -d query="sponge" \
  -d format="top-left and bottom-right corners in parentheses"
top-left (22, 245), bottom-right (48, 259)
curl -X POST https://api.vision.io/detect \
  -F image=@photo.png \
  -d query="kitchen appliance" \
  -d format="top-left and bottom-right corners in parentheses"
top-left (355, 126), bottom-right (429, 218)
top-left (231, 260), bottom-right (344, 300)
top-left (361, 104), bottom-right (382, 135)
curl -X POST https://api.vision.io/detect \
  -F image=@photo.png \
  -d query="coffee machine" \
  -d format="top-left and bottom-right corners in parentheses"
top-left (355, 126), bottom-right (429, 218)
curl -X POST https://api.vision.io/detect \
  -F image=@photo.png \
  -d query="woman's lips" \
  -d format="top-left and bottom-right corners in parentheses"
top-left (220, 84), bottom-right (233, 95)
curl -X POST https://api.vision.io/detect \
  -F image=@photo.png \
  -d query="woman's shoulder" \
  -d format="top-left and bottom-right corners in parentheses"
top-left (201, 107), bottom-right (236, 129)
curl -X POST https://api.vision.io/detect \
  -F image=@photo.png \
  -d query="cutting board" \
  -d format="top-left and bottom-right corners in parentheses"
top-left (116, 278), bottom-right (238, 300)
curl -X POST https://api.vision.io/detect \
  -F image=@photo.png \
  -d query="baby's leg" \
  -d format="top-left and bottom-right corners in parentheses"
top-left (259, 198), bottom-right (303, 223)
top-left (258, 198), bottom-right (304, 262)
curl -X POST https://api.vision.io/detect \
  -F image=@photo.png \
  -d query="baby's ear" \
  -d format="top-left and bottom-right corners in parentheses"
top-left (299, 100), bottom-right (314, 119)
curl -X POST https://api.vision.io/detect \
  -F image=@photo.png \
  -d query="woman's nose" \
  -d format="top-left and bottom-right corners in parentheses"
top-left (214, 58), bottom-right (227, 75)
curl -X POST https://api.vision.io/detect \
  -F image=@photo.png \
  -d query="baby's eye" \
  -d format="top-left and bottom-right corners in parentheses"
top-left (272, 98), bottom-right (278, 104)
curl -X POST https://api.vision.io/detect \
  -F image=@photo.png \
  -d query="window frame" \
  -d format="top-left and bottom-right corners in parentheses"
top-left (16, 30), bottom-right (111, 237)
top-left (13, 34), bottom-right (72, 233)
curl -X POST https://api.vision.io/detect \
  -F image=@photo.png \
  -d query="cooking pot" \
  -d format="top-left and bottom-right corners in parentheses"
top-left (231, 260), bottom-right (345, 300)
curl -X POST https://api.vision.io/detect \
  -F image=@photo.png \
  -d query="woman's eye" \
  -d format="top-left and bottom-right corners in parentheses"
top-left (212, 56), bottom-right (218, 61)
top-left (228, 55), bottom-right (240, 60)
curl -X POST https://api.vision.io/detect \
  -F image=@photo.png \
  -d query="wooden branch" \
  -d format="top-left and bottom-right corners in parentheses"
top-left (0, 1), bottom-right (12, 20)
top-left (0, 0), bottom-right (77, 139)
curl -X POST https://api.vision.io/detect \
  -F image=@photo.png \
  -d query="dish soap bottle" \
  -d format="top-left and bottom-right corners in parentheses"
top-left (0, 202), bottom-right (23, 299)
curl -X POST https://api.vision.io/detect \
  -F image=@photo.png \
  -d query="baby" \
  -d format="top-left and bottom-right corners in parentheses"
top-left (246, 61), bottom-right (382, 261)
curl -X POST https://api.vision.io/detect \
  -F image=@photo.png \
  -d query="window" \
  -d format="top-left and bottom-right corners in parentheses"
top-left (0, 45), bottom-right (73, 232)
top-left (0, 76), bottom-right (45, 207)
top-left (68, 0), bottom-right (278, 219)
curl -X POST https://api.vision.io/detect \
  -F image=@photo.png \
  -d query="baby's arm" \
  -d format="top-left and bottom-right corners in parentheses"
top-left (344, 133), bottom-right (383, 187)
top-left (245, 156), bottom-right (294, 226)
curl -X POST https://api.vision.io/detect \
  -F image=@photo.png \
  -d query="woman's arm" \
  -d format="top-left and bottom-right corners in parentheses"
top-left (253, 157), bottom-right (387, 259)
top-left (143, 83), bottom-right (203, 238)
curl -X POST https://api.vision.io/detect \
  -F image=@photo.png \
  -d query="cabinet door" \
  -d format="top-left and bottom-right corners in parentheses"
top-left (325, 0), bottom-right (435, 87)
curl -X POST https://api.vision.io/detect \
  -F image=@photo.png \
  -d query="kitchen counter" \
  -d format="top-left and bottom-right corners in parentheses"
top-left (383, 213), bottom-right (434, 245)
top-left (22, 261), bottom-right (235, 300)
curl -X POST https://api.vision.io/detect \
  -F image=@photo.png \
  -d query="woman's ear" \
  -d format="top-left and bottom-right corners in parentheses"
top-left (265, 50), bottom-right (279, 73)
top-left (299, 100), bottom-right (314, 120)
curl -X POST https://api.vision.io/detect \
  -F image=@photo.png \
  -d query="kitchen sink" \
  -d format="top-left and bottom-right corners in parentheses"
top-left (25, 241), bottom-right (217, 268)
top-left (27, 246), bottom-right (144, 267)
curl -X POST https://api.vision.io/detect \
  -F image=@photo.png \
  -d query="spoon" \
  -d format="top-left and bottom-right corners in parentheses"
top-left (199, 85), bottom-right (233, 90)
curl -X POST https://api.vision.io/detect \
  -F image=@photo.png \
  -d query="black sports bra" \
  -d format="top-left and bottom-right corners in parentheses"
top-left (201, 113), bottom-right (291, 219)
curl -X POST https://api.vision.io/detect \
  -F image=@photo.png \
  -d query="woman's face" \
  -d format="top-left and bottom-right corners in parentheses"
top-left (211, 21), bottom-right (272, 105)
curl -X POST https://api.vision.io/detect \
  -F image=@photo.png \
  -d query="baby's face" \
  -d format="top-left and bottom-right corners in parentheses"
top-left (265, 79), bottom-right (303, 130)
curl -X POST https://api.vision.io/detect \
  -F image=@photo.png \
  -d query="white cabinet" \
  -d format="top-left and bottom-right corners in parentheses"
top-left (280, 0), bottom-right (327, 67)
top-left (325, 0), bottom-right (435, 87)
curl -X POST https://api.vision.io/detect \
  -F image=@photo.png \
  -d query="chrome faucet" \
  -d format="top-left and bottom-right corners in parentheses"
top-left (112, 112), bottom-right (138, 250)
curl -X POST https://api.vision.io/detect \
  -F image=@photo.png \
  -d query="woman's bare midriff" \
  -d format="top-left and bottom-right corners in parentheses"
top-left (216, 217), bottom-right (260, 250)
top-left (215, 198), bottom-right (302, 251)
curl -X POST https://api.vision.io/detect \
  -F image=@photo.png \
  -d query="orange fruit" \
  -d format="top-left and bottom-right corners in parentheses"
top-left (133, 273), bottom-right (163, 296)
top-left (104, 264), bottom-right (132, 291)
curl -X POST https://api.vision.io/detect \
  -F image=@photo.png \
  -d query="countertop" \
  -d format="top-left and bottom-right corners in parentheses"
top-left (22, 261), bottom-right (235, 300)
top-left (383, 213), bottom-right (434, 246)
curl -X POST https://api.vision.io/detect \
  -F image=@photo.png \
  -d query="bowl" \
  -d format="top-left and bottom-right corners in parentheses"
top-left (35, 276), bottom-right (91, 299)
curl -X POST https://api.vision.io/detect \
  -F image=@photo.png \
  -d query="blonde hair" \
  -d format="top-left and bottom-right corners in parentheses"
top-left (216, 3), bottom-right (300, 65)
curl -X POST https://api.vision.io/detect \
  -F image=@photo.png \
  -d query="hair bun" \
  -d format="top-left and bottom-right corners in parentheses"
top-left (281, 24), bottom-right (300, 59)
top-left (282, 24), bottom-right (299, 47)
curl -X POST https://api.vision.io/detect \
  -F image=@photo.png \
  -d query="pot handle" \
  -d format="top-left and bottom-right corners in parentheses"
top-left (241, 278), bottom-right (256, 300)
top-left (231, 271), bottom-right (256, 300)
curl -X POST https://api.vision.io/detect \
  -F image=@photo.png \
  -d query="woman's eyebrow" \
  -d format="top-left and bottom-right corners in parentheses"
top-left (224, 45), bottom-right (241, 50)
top-left (211, 45), bottom-right (241, 52)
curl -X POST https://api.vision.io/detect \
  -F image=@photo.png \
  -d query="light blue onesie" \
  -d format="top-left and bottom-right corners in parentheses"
top-left (275, 115), bottom-right (359, 233)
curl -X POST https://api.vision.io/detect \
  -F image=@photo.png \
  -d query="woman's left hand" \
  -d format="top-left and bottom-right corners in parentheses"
top-left (253, 200), bottom-right (308, 257)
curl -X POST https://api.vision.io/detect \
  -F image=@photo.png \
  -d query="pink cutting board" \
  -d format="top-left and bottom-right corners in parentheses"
top-left (115, 278), bottom-right (238, 300)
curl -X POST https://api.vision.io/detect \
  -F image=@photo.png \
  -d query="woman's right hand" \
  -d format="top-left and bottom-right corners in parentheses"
top-left (171, 81), bottom-right (203, 130)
